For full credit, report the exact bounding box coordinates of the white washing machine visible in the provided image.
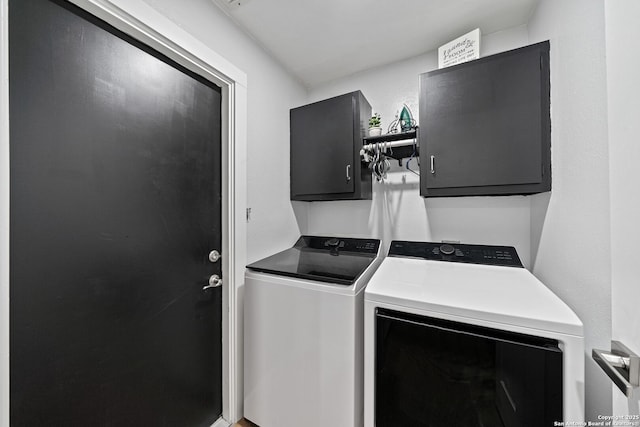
[244,236,382,427]
[364,241,584,427]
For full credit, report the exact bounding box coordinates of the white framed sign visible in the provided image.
[438,28,481,68]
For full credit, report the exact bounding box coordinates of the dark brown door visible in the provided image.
[9,0,223,425]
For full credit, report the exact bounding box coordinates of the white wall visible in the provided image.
[143,0,307,263]
[605,0,640,415]
[527,0,612,420]
[303,26,534,266]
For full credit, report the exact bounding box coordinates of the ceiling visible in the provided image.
[211,0,538,88]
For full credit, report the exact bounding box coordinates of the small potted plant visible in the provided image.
[369,113,382,137]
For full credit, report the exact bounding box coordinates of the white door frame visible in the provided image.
[0,0,247,425]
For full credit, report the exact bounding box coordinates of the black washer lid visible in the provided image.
[246,236,380,285]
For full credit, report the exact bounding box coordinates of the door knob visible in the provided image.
[209,250,221,263]
[203,274,222,290]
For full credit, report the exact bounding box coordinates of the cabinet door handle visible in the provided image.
[430,155,435,174]
[346,164,351,181]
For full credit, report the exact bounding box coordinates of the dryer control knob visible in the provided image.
[439,244,455,255]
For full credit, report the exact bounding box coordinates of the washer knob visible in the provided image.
[326,238,340,247]
[439,244,455,255]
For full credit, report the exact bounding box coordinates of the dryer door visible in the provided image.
[375,308,563,427]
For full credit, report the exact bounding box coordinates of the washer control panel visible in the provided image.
[388,241,523,267]
[297,236,380,254]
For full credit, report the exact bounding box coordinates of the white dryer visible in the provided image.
[244,236,382,427]
[364,241,584,426]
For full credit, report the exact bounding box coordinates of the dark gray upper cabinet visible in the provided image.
[290,91,372,201]
[419,41,551,197]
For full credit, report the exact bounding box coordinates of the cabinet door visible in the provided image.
[420,42,550,196]
[290,93,355,198]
